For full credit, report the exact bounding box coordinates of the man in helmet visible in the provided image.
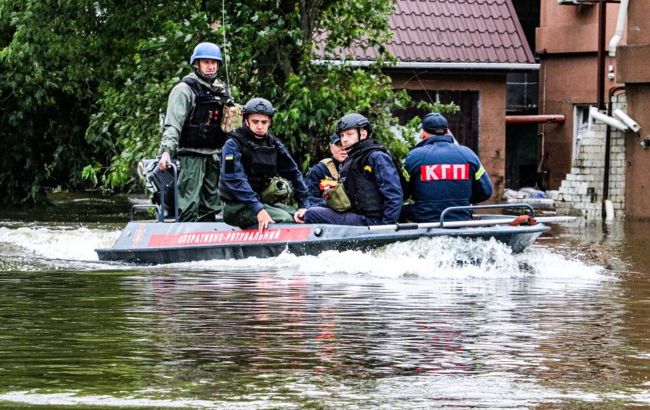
[303,113,403,226]
[219,97,312,231]
[304,132,348,207]
[402,112,492,222]
[157,42,233,222]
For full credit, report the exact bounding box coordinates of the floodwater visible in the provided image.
[0,194,649,409]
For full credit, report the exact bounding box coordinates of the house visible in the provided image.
[535,0,650,220]
[535,0,624,190]
[317,0,537,198]
[616,1,650,219]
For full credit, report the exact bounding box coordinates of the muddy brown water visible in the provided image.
[0,193,649,409]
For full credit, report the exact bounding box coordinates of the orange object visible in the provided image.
[319,179,338,191]
[509,215,538,226]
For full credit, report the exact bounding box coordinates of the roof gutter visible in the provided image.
[312,59,540,71]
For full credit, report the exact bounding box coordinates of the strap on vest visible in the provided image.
[319,158,339,180]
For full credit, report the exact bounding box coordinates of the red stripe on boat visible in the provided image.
[147,227,313,247]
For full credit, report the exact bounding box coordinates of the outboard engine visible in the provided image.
[138,158,179,215]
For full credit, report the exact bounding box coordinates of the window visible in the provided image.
[573,105,591,162]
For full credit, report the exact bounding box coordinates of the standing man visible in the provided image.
[219,97,311,231]
[304,113,403,226]
[403,112,492,222]
[158,42,232,222]
[304,133,348,207]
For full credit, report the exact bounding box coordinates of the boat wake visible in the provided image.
[0,225,608,282]
[0,226,121,270]
[162,236,608,283]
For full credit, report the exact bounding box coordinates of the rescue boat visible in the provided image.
[96,204,571,265]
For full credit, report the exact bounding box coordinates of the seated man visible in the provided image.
[304,133,348,207]
[303,113,403,226]
[219,97,311,231]
[402,112,493,222]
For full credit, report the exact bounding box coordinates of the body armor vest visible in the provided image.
[179,77,227,149]
[340,140,387,218]
[230,129,279,195]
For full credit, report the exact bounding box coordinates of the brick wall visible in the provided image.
[554,95,627,219]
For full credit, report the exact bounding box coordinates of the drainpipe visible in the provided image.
[602,85,626,219]
[608,0,630,57]
[505,115,565,124]
[597,0,607,110]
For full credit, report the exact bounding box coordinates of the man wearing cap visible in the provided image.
[304,133,348,207]
[158,42,233,222]
[402,112,493,222]
[303,113,403,226]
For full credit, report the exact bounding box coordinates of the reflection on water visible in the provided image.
[1,206,650,408]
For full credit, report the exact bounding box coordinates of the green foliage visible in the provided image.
[86,13,213,189]
[0,0,458,203]
[0,0,203,203]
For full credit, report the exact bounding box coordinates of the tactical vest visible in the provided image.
[340,140,387,218]
[230,129,279,195]
[179,77,228,149]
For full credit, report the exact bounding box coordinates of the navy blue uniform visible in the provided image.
[403,135,492,222]
[304,142,403,226]
[219,128,311,215]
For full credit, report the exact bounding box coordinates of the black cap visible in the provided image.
[330,133,341,144]
[421,112,449,134]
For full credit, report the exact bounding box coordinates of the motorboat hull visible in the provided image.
[96,219,548,264]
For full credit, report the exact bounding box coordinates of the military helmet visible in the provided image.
[243,97,275,117]
[335,113,371,135]
[190,42,223,65]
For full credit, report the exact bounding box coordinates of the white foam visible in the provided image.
[0,224,612,283]
[0,226,120,261]
[160,236,609,284]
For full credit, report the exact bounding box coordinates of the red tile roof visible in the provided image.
[320,0,535,66]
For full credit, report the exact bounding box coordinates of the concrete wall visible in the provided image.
[537,1,621,54]
[536,1,624,190]
[390,71,507,198]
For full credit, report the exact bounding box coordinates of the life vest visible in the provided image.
[179,77,228,149]
[230,128,279,195]
[340,140,387,218]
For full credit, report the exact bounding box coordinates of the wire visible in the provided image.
[222,0,230,88]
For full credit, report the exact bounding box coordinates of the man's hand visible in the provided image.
[158,152,171,171]
[257,209,275,231]
[293,208,307,224]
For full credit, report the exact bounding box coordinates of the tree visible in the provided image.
[0,0,202,203]
[1,0,456,202]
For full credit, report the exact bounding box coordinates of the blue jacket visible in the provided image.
[219,126,311,215]
[404,135,492,222]
[304,159,340,207]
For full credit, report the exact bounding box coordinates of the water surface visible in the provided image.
[0,194,648,409]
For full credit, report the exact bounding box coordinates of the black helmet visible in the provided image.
[335,113,371,135]
[243,98,275,117]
